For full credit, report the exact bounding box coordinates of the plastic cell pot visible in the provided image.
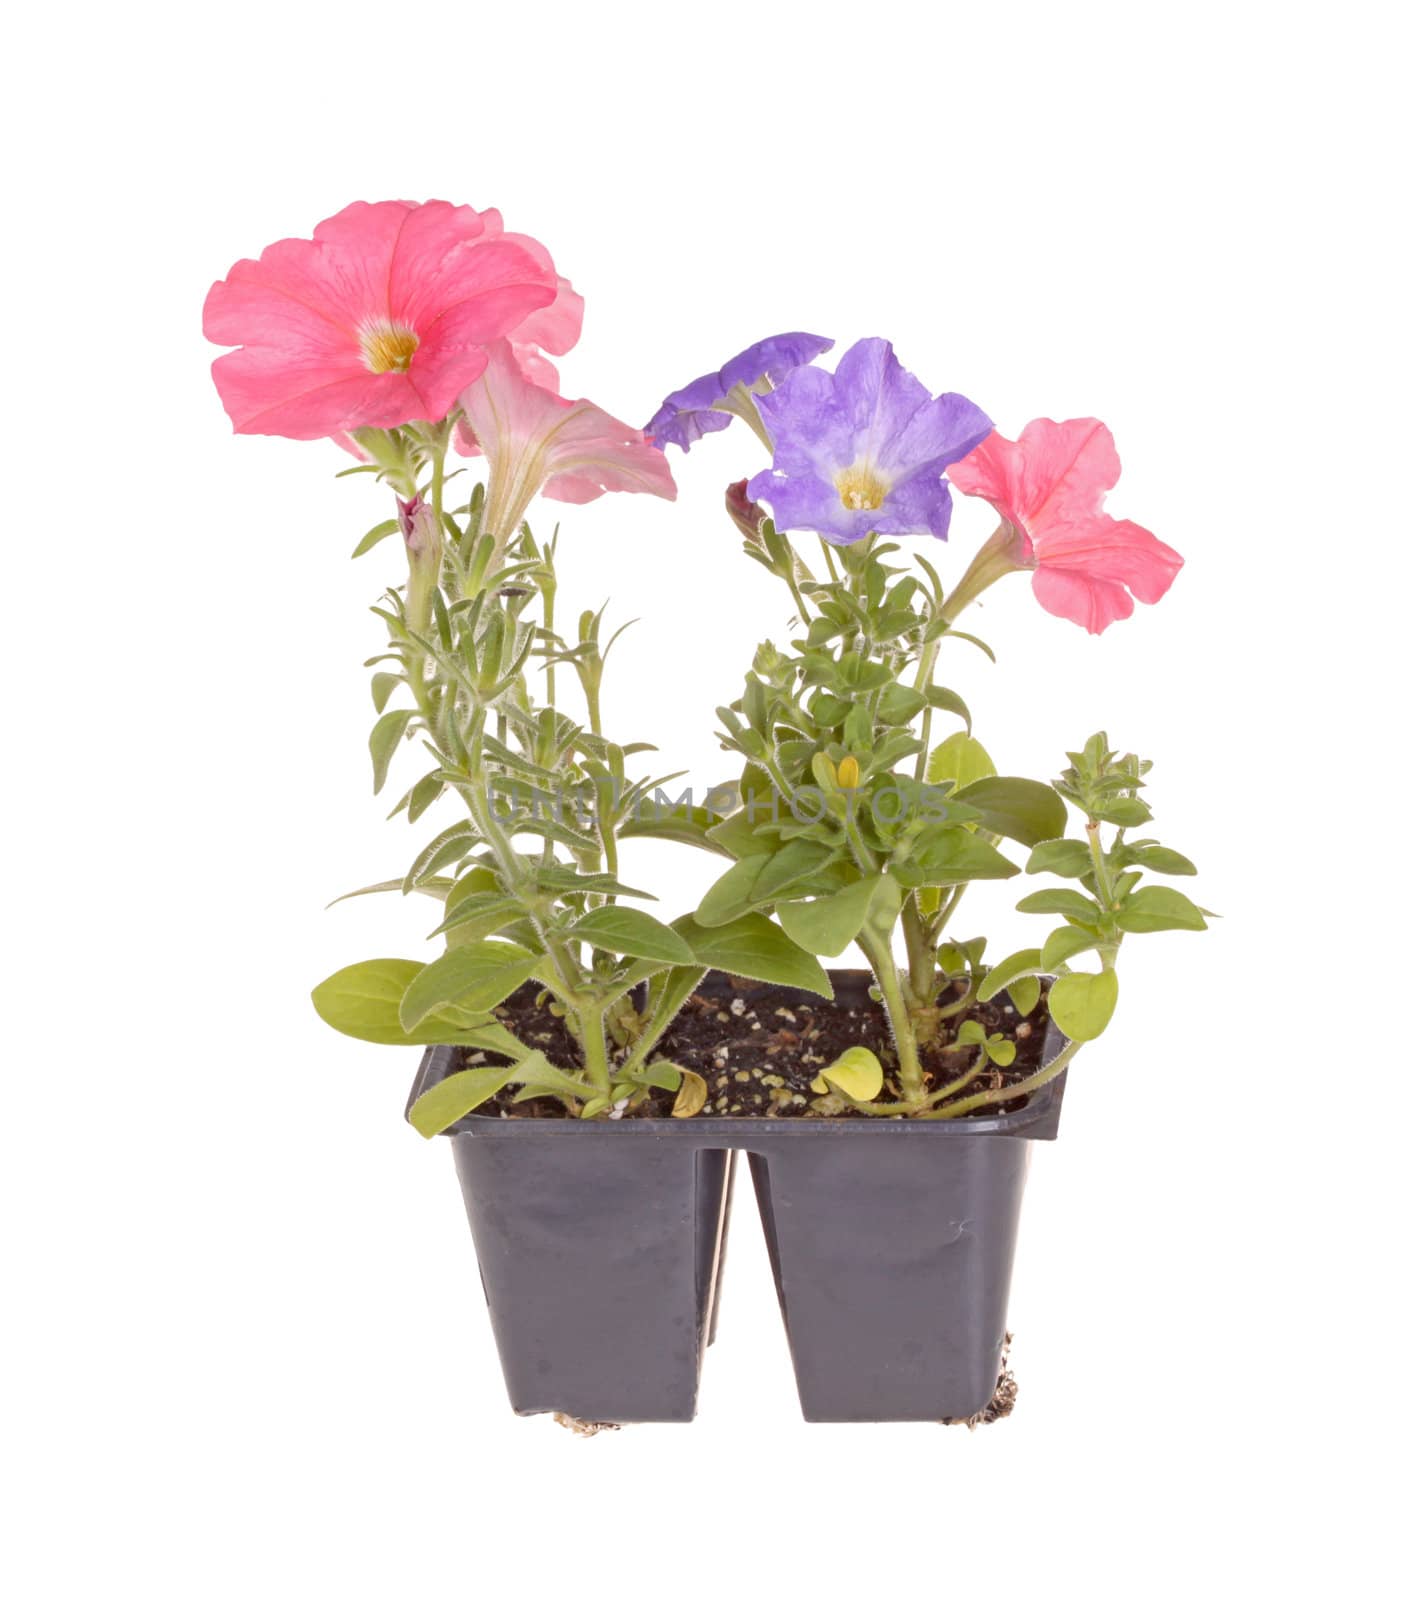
[408,1049,736,1423]
[407,970,1066,1425]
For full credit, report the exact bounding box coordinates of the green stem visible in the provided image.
[542,583,557,709]
[860,933,924,1100]
[911,632,941,783]
[901,900,938,1007]
[920,1039,1083,1119]
[578,1003,612,1098]
[939,518,1023,624]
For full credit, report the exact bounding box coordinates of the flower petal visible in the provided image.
[948,418,1180,631]
[882,389,993,481]
[1035,516,1184,604]
[645,332,834,452]
[748,467,867,545]
[460,342,675,541]
[718,331,835,391]
[204,199,559,438]
[1031,566,1135,635]
[872,470,953,541]
[830,338,932,463]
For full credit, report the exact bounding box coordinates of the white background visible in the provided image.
[4,1,1423,1594]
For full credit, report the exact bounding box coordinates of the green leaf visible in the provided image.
[925,686,972,726]
[429,892,528,943]
[408,1062,523,1137]
[1115,886,1208,933]
[369,709,415,794]
[976,947,1043,1003]
[705,805,772,860]
[753,839,836,901]
[1124,844,1198,876]
[1016,888,1102,919]
[911,829,1019,885]
[958,777,1068,847]
[928,731,996,790]
[406,771,446,824]
[810,1046,885,1101]
[986,1037,1018,1067]
[1095,796,1152,827]
[459,1020,530,1059]
[370,671,404,713]
[943,628,996,662]
[311,959,499,1046]
[404,823,479,892]
[397,941,540,1032]
[616,1061,683,1093]
[876,685,927,724]
[619,799,728,854]
[509,1054,600,1101]
[673,912,833,998]
[693,853,772,927]
[1007,975,1042,1017]
[325,877,453,909]
[351,518,399,558]
[776,875,882,959]
[1041,925,1102,967]
[570,907,695,965]
[1048,969,1118,1041]
[1027,838,1094,878]
[535,866,655,901]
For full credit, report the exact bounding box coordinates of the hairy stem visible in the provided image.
[860,932,924,1101]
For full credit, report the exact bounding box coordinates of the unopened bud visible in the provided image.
[397,495,441,563]
[725,479,767,545]
[836,756,861,789]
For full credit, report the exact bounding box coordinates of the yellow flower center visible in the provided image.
[359,320,420,374]
[834,462,890,511]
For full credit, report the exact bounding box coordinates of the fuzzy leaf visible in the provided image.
[693,854,772,928]
[408,1062,523,1137]
[570,907,695,965]
[1115,886,1208,933]
[369,710,415,794]
[977,947,1043,1003]
[397,941,539,1032]
[1027,838,1094,878]
[312,959,496,1047]
[959,777,1068,847]
[776,875,882,959]
[1041,925,1102,967]
[928,731,996,790]
[673,912,833,998]
[1048,969,1119,1041]
[1007,975,1042,1017]
[1016,888,1102,919]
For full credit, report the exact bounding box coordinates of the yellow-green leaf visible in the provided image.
[1048,969,1118,1041]
[810,1045,885,1101]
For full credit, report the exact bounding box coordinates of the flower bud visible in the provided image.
[397,494,442,627]
[397,494,440,562]
[725,479,767,545]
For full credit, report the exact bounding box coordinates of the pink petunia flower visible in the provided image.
[946,418,1183,634]
[473,207,585,391]
[203,201,560,440]
[457,342,676,552]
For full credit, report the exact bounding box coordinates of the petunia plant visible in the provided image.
[648,335,1206,1115]
[204,201,830,1133]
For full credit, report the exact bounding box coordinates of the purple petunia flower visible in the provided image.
[644,331,835,452]
[747,339,992,545]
